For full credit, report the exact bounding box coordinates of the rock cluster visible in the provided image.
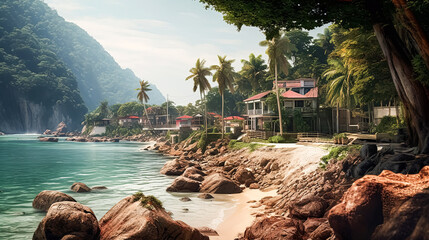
[38,137,58,142]
[32,190,76,212]
[66,136,119,142]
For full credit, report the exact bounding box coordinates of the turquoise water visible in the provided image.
[0,134,235,239]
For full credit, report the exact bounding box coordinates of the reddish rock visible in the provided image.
[183,166,205,182]
[166,176,200,192]
[92,186,108,190]
[328,166,429,240]
[32,190,76,212]
[33,201,100,240]
[371,189,429,240]
[160,159,190,176]
[42,129,52,135]
[243,216,303,240]
[309,221,333,240]
[249,183,259,189]
[289,194,328,219]
[303,218,327,234]
[99,196,208,240]
[70,182,91,192]
[197,226,219,236]
[198,193,214,199]
[234,167,255,184]
[200,173,242,194]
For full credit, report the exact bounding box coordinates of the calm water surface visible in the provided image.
[0,134,236,239]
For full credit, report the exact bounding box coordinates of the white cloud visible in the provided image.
[43,0,86,12]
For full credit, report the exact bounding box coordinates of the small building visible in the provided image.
[224,116,245,134]
[176,115,193,128]
[192,114,204,127]
[119,116,140,127]
[94,118,111,126]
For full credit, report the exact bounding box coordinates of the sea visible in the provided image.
[0,134,236,239]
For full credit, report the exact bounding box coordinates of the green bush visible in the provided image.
[105,125,143,137]
[132,191,163,210]
[320,145,362,169]
[228,140,264,152]
[376,116,404,135]
[268,135,297,143]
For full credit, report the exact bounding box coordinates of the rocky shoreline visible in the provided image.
[30,131,429,239]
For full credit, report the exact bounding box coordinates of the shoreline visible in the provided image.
[211,188,277,240]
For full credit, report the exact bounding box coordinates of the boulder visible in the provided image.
[166,176,200,192]
[309,221,333,240]
[33,201,100,240]
[32,190,76,212]
[39,137,58,142]
[180,197,192,202]
[360,144,377,159]
[289,195,328,219]
[0,131,4,135]
[183,166,205,182]
[160,159,190,176]
[92,186,108,190]
[371,189,429,240]
[329,166,429,240]
[243,216,303,240]
[197,227,219,236]
[70,182,91,193]
[198,193,214,199]
[303,218,328,234]
[99,195,208,240]
[234,167,255,184]
[249,183,260,189]
[42,129,52,135]
[52,121,68,135]
[200,173,242,194]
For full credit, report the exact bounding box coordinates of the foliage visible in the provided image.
[105,125,143,137]
[186,58,212,96]
[117,102,145,117]
[205,87,245,116]
[320,145,362,169]
[236,54,270,96]
[136,80,151,104]
[228,140,264,152]
[132,192,163,210]
[376,116,404,135]
[267,135,296,143]
[333,133,348,140]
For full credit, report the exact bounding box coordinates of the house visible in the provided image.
[94,118,111,126]
[192,114,204,127]
[118,116,140,127]
[224,116,245,134]
[244,78,318,132]
[176,115,193,128]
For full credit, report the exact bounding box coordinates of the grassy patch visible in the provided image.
[132,191,163,210]
[268,135,297,143]
[229,140,264,152]
[320,145,362,169]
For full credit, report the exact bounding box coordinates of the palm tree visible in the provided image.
[136,80,152,129]
[186,58,212,136]
[211,55,236,138]
[323,58,356,133]
[260,33,294,135]
[237,53,268,95]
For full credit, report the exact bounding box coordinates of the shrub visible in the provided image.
[376,116,404,135]
[228,140,264,152]
[268,135,297,143]
[319,145,362,169]
[132,191,163,210]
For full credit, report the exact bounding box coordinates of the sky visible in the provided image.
[44,0,327,105]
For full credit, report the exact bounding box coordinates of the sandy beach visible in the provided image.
[211,188,277,240]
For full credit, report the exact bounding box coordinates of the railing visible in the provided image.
[246,130,275,140]
[247,109,270,115]
[297,132,333,143]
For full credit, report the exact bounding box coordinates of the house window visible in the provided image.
[295,100,304,108]
[285,101,293,108]
[255,102,261,109]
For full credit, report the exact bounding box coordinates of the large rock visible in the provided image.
[371,189,429,240]
[183,166,205,182]
[329,166,429,240]
[70,182,91,192]
[160,159,190,176]
[33,201,100,240]
[233,167,255,185]
[289,194,328,219]
[166,176,200,192]
[360,144,377,159]
[38,137,58,142]
[243,216,303,240]
[32,190,76,212]
[200,173,242,194]
[99,195,208,240]
[52,121,68,135]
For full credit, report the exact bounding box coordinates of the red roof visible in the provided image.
[282,88,318,99]
[224,116,245,120]
[176,115,193,120]
[244,91,271,101]
[208,112,222,118]
[128,116,140,119]
[304,87,318,97]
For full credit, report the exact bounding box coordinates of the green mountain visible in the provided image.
[0,0,165,133]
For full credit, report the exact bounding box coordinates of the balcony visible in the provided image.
[247,109,273,116]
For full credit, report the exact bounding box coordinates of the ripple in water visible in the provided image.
[0,134,236,239]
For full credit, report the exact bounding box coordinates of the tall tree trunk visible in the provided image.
[221,92,224,139]
[202,93,208,137]
[274,62,283,135]
[143,102,152,129]
[373,22,429,153]
[336,103,339,133]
